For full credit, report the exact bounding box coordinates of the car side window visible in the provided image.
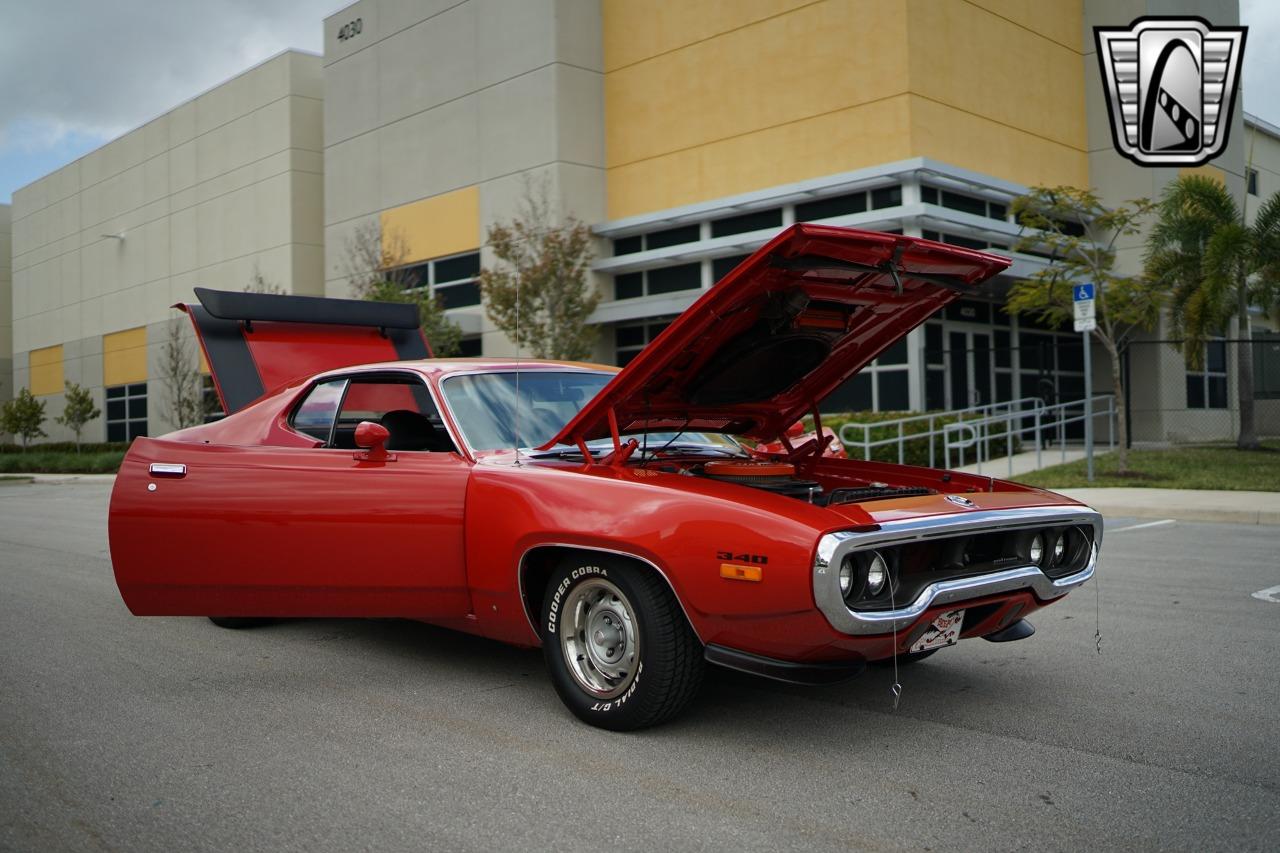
[330,374,457,453]
[291,378,347,443]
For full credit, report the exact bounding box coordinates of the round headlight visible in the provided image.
[1052,533,1066,565]
[1029,534,1044,565]
[866,552,888,595]
[838,558,854,596]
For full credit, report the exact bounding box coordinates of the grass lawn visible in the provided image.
[0,450,126,475]
[1017,441,1280,491]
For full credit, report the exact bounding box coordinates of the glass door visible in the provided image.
[946,330,993,410]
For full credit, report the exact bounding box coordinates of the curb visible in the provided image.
[18,473,119,484]
[1081,503,1279,526]
[1059,489,1280,526]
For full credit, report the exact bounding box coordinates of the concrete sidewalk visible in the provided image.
[1060,488,1280,526]
[12,473,118,485]
[953,447,1095,479]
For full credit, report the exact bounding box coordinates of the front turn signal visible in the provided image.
[720,563,763,582]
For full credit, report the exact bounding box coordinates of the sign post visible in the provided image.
[1073,283,1096,482]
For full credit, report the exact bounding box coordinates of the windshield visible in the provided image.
[581,432,747,457]
[442,371,614,451]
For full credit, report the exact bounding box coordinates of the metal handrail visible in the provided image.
[836,394,1117,477]
[837,396,1046,469]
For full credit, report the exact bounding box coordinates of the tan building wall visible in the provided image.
[602,0,1088,220]
[0,204,11,415]
[322,0,605,358]
[1245,115,1280,225]
[8,51,324,440]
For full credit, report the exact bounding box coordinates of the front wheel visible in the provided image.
[541,557,703,731]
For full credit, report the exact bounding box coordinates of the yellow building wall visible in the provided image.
[906,0,1087,188]
[603,0,1088,219]
[29,345,64,396]
[381,186,480,266]
[103,328,149,386]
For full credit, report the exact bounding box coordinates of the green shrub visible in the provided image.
[0,441,130,455]
[808,410,1023,468]
[0,450,125,474]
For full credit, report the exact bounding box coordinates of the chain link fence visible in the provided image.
[1122,337,1280,446]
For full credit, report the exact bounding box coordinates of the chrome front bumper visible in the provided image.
[813,505,1103,636]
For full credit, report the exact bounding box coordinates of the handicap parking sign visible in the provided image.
[1073,283,1095,302]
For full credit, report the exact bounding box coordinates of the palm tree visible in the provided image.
[1146,175,1280,450]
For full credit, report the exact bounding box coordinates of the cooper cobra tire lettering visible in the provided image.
[547,567,607,634]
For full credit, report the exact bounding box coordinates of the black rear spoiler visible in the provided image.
[180,288,432,415]
[194,287,422,330]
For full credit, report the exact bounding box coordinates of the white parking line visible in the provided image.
[1251,585,1280,604]
[1109,519,1177,533]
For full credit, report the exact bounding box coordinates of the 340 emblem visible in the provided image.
[716,551,768,564]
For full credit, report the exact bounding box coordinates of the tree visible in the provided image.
[1145,175,1280,450]
[340,220,463,357]
[479,184,597,360]
[1,388,48,450]
[1007,186,1162,474]
[54,381,100,451]
[245,263,284,294]
[159,319,206,430]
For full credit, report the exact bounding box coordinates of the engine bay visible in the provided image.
[683,459,936,506]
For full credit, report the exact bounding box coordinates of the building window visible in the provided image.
[922,229,1006,251]
[394,251,481,309]
[612,263,701,299]
[457,337,482,357]
[106,383,148,442]
[1256,334,1280,400]
[615,319,674,366]
[710,208,782,238]
[646,224,700,249]
[612,226,698,256]
[613,235,642,256]
[795,192,868,222]
[870,185,902,209]
[921,186,1012,222]
[1186,339,1228,409]
[821,337,911,413]
[712,254,750,282]
[431,251,480,308]
[1247,168,1259,196]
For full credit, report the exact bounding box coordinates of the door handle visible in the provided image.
[149,463,187,478]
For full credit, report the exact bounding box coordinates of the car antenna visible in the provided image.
[513,255,523,467]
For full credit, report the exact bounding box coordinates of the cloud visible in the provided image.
[1242,0,1280,125]
[0,0,335,157]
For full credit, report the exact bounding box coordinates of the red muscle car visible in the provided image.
[109,224,1101,730]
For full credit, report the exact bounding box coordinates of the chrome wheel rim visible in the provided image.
[559,578,640,699]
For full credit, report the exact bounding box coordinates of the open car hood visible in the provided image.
[179,288,430,414]
[546,224,1011,447]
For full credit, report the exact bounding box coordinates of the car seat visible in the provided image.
[379,409,443,451]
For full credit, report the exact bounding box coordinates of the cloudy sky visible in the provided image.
[2,0,1279,203]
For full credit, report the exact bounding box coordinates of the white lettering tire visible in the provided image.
[541,557,703,731]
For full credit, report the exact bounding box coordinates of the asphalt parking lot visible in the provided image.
[1,481,1277,852]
